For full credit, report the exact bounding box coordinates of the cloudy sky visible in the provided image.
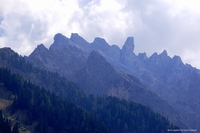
[0,0,200,68]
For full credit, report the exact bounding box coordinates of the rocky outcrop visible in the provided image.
[121,37,135,57]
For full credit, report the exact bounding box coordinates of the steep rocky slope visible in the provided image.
[0,47,182,133]
[68,33,200,130]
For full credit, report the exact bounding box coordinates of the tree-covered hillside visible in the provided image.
[0,48,181,132]
[0,67,110,133]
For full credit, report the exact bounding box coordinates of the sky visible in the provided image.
[0,0,200,68]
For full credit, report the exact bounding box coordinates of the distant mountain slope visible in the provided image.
[0,67,111,133]
[0,48,181,133]
[26,34,188,129]
[75,51,185,128]
[52,33,200,131]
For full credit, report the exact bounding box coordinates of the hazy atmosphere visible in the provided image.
[0,0,200,68]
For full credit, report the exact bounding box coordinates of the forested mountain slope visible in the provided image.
[0,47,181,133]
[0,67,110,133]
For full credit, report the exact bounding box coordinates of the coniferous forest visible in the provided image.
[0,50,181,133]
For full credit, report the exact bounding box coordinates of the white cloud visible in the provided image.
[0,0,80,55]
[0,0,200,68]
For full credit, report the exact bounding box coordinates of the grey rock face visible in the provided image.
[121,37,135,56]
[28,35,88,80]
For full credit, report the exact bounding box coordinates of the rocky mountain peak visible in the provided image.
[0,47,13,53]
[159,50,171,62]
[149,50,171,63]
[148,52,157,62]
[93,37,106,43]
[92,37,109,47]
[0,47,16,60]
[138,52,148,61]
[54,33,67,42]
[171,55,184,67]
[122,37,135,54]
[70,33,79,38]
[50,33,71,50]
[36,44,48,51]
[160,50,168,57]
[29,44,48,58]
[70,33,89,46]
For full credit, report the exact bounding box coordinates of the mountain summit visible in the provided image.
[122,37,135,54]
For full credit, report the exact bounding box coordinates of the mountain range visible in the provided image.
[0,47,180,132]
[26,33,200,130]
